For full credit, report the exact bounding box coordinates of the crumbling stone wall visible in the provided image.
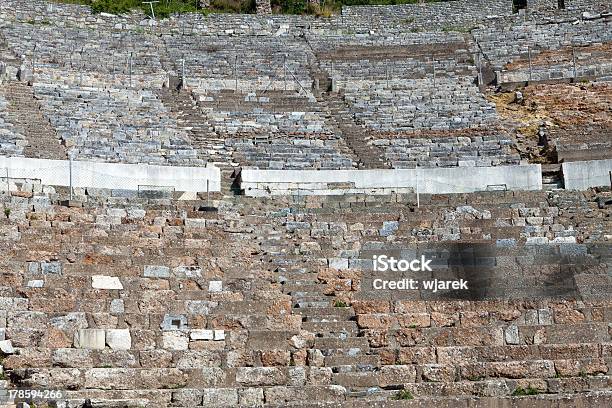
[0,186,609,406]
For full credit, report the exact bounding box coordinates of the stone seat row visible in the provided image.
[32,82,201,165]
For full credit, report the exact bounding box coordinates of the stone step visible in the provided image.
[325,354,381,369]
[315,337,370,351]
[302,321,359,335]
[1,81,66,160]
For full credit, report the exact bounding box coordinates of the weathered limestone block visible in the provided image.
[0,340,15,354]
[162,331,189,350]
[139,350,173,368]
[505,325,520,345]
[91,275,123,290]
[261,350,291,366]
[49,312,88,332]
[488,360,556,379]
[202,388,239,405]
[236,367,287,386]
[26,368,83,389]
[52,349,94,368]
[197,367,226,387]
[190,329,214,340]
[74,329,105,350]
[106,329,132,350]
[110,299,125,314]
[161,314,188,331]
[421,364,456,382]
[172,389,202,407]
[208,280,223,292]
[176,350,222,369]
[144,265,170,278]
[239,388,264,406]
[378,365,417,386]
[84,368,136,390]
[308,367,333,385]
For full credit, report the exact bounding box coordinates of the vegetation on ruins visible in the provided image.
[56,0,450,17]
[333,299,348,307]
[393,389,414,400]
[511,386,540,396]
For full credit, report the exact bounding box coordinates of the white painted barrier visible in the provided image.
[0,156,221,192]
[562,159,612,190]
[240,165,542,196]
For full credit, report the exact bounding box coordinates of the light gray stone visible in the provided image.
[236,367,286,386]
[74,329,105,350]
[106,329,131,350]
[144,265,170,278]
[190,329,214,340]
[162,331,189,350]
[91,275,123,290]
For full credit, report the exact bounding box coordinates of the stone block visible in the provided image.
[74,329,105,350]
[208,281,223,292]
[236,367,286,386]
[214,330,225,341]
[40,261,62,275]
[110,299,125,314]
[162,331,189,350]
[379,221,399,236]
[0,340,14,354]
[27,280,44,288]
[106,329,131,350]
[161,314,188,331]
[190,329,214,341]
[328,258,349,270]
[202,389,238,406]
[239,388,264,406]
[378,365,416,386]
[91,275,123,290]
[505,325,520,345]
[144,265,170,278]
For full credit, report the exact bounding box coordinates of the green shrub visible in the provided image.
[333,299,348,307]
[511,386,540,396]
[393,389,413,400]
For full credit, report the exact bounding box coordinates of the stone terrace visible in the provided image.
[0,0,609,170]
[0,185,609,406]
[474,15,612,84]
[0,94,25,157]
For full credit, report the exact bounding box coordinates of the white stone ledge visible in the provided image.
[0,156,221,193]
[240,164,543,196]
[562,159,612,190]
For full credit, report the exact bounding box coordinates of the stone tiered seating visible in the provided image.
[194,90,356,169]
[474,17,612,83]
[371,130,521,168]
[308,33,517,168]
[2,22,166,88]
[33,83,201,165]
[0,186,609,406]
[0,93,25,156]
[165,36,313,93]
[342,77,498,132]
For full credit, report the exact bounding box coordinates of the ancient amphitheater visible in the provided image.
[0,0,610,406]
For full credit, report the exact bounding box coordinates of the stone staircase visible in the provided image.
[0,31,20,76]
[157,87,232,169]
[542,164,564,191]
[306,53,389,170]
[0,187,608,407]
[1,81,66,160]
